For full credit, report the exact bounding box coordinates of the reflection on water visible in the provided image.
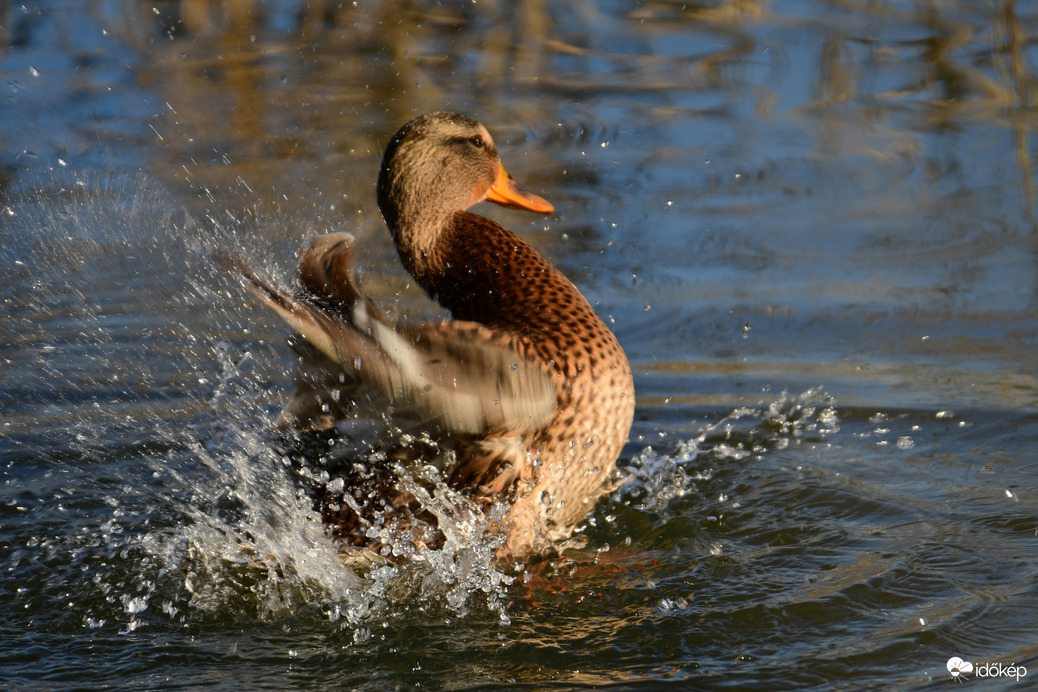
[2,0,1037,689]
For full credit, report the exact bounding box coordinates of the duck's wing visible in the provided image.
[295,232,389,327]
[396,319,557,434]
[225,234,556,437]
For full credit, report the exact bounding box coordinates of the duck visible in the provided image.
[229,112,635,563]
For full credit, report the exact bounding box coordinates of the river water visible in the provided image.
[2,1,1037,689]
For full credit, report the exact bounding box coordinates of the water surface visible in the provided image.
[2,1,1037,689]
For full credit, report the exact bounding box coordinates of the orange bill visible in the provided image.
[485,166,554,214]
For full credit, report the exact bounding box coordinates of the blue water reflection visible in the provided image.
[2,1,1037,689]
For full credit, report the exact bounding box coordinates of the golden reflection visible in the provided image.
[94,0,1036,239]
[123,1,573,216]
[995,0,1035,212]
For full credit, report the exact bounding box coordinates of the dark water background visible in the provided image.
[2,0,1037,689]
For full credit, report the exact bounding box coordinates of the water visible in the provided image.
[2,0,1037,689]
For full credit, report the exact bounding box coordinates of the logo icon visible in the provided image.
[948,657,974,681]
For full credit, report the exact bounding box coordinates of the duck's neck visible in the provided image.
[379,178,454,271]
[382,211,447,280]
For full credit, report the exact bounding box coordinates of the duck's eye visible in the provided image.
[469,135,485,149]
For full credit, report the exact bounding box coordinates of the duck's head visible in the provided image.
[377,113,553,250]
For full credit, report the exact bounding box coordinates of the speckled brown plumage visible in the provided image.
[232,112,635,562]
[413,208,635,558]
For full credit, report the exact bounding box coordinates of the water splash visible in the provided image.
[1,169,518,635]
[616,388,840,516]
[134,338,517,630]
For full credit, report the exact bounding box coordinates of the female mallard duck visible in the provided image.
[233,112,635,563]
